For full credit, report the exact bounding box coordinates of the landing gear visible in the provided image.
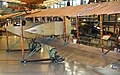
[29,39,41,52]
[21,38,65,63]
[49,48,65,63]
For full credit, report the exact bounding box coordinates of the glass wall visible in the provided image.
[49,0,119,8]
[50,0,90,8]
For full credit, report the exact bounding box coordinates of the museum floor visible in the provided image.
[0,35,120,75]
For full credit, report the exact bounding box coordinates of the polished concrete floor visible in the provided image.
[0,35,120,75]
[0,52,120,75]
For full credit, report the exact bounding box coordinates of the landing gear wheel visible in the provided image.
[54,55,65,63]
[29,41,41,52]
[21,60,27,63]
[49,48,65,63]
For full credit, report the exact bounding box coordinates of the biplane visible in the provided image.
[6,19,68,63]
[1,1,120,68]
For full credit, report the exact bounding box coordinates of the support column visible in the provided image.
[108,15,110,31]
[33,17,36,23]
[76,16,80,43]
[63,16,66,43]
[115,14,119,50]
[40,17,42,23]
[67,0,70,6]
[45,17,48,22]
[100,15,104,53]
[6,21,9,51]
[52,17,54,21]
[20,18,24,59]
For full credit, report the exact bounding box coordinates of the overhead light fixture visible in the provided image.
[3,0,22,3]
[118,17,120,21]
[20,2,27,4]
[3,2,7,5]
[16,1,21,3]
[42,0,63,6]
[2,1,9,7]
